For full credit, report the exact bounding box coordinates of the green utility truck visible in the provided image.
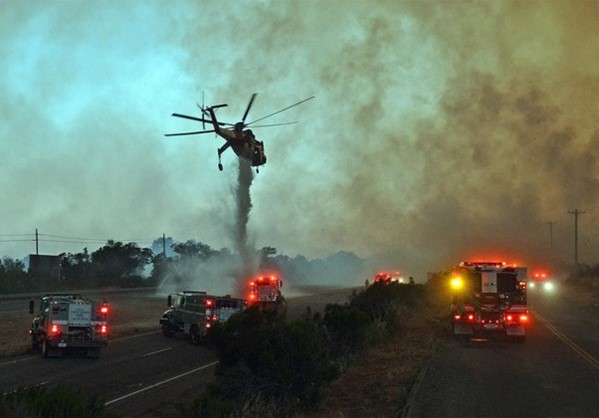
[159,291,246,345]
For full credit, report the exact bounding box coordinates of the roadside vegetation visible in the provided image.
[180,281,426,417]
[0,385,116,418]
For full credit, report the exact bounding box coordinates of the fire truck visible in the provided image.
[450,261,529,341]
[160,291,246,345]
[248,275,284,310]
[29,294,110,358]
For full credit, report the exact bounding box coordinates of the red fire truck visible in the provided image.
[450,261,529,342]
[248,275,284,310]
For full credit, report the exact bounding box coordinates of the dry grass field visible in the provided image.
[0,289,166,357]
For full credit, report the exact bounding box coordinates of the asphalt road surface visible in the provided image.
[0,287,355,417]
[405,287,599,417]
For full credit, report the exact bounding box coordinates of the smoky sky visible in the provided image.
[1,1,598,280]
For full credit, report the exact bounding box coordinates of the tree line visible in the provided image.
[0,238,367,294]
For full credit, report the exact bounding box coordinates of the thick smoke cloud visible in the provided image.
[1,1,598,283]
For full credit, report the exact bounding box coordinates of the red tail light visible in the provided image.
[51,324,60,334]
[506,313,528,323]
[467,314,475,321]
[205,298,214,307]
[100,325,108,334]
[100,305,109,315]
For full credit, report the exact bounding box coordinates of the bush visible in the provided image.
[190,283,424,416]
[0,384,115,418]
[193,307,338,416]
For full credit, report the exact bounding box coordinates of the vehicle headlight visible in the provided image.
[543,281,554,291]
[529,282,535,288]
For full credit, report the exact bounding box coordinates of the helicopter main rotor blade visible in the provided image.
[250,121,298,128]
[247,95,315,126]
[172,113,233,127]
[172,113,212,123]
[165,130,215,137]
[241,93,258,123]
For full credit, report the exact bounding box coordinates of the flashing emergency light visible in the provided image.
[450,277,464,290]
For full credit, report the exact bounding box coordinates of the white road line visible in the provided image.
[0,357,35,367]
[104,361,219,406]
[142,347,173,357]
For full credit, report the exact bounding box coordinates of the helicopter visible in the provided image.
[166,93,314,172]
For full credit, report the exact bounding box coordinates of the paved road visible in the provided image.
[0,287,355,416]
[405,287,599,417]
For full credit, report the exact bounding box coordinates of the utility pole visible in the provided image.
[567,209,585,265]
[35,228,39,255]
[162,233,166,257]
[547,221,556,251]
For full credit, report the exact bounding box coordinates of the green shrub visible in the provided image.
[0,384,115,418]
[195,307,337,416]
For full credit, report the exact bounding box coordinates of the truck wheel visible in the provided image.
[189,326,201,346]
[162,324,174,337]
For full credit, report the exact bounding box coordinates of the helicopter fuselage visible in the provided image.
[218,128,266,167]
[206,106,267,169]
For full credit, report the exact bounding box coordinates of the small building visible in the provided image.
[28,254,61,279]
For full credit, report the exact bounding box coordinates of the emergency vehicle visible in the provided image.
[248,275,284,310]
[29,294,109,358]
[372,271,405,285]
[160,291,246,345]
[450,261,529,341]
[529,270,556,293]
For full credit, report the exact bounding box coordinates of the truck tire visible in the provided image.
[190,325,201,346]
[162,324,174,337]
